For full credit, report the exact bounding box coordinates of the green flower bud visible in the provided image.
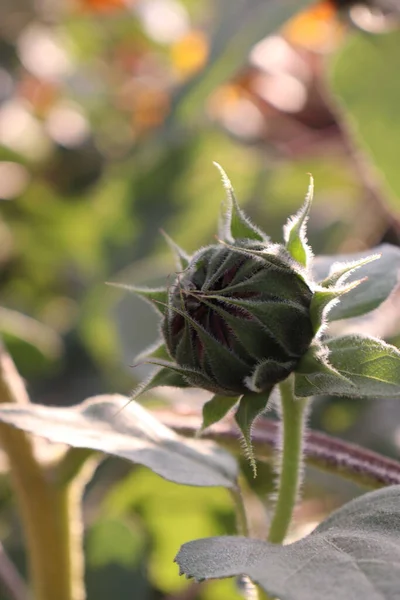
[122,165,376,471]
[162,240,314,396]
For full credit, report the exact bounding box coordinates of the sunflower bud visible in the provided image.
[162,240,314,396]
[124,165,375,471]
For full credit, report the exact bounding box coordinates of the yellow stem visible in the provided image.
[0,342,91,600]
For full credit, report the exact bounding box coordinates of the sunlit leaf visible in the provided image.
[0,395,238,488]
[295,335,400,398]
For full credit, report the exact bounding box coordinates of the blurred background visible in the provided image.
[0,0,400,598]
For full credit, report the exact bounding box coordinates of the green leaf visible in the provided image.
[0,395,238,488]
[312,244,400,320]
[214,163,266,243]
[295,335,400,398]
[176,485,400,599]
[330,29,400,209]
[107,283,168,317]
[234,391,272,476]
[200,395,239,432]
[283,175,313,269]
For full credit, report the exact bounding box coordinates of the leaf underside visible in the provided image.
[176,485,400,600]
[0,395,238,488]
[312,244,400,321]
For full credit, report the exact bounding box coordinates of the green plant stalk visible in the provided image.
[0,343,91,600]
[159,409,400,489]
[229,487,270,600]
[267,376,307,545]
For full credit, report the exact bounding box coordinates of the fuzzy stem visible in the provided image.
[229,487,270,600]
[0,342,91,600]
[158,409,400,489]
[267,377,307,545]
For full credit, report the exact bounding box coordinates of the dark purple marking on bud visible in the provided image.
[162,240,314,396]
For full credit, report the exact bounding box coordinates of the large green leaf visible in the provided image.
[330,30,400,209]
[0,395,238,488]
[295,335,400,398]
[312,244,400,320]
[176,485,400,599]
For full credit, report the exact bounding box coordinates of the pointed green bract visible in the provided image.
[136,340,171,363]
[134,365,192,399]
[310,280,364,333]
[283,175,314,269]
[141,359,219,394]
[206,294,313,358]
[295,343,354,384]
[214,162,266,243]
[319,254,380,288]
[160,229,191,271]
[219,240,304,276]
[200,395,239,433]
[235,391,272,477]
[162,302,251,391]
[108,282,168,316]
[246,359,297,393]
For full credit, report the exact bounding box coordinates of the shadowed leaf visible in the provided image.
[200,395,239,432]
[176,486,400,599]
[312,244,400,321]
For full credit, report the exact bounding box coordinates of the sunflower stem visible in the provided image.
[267,376,307,544]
